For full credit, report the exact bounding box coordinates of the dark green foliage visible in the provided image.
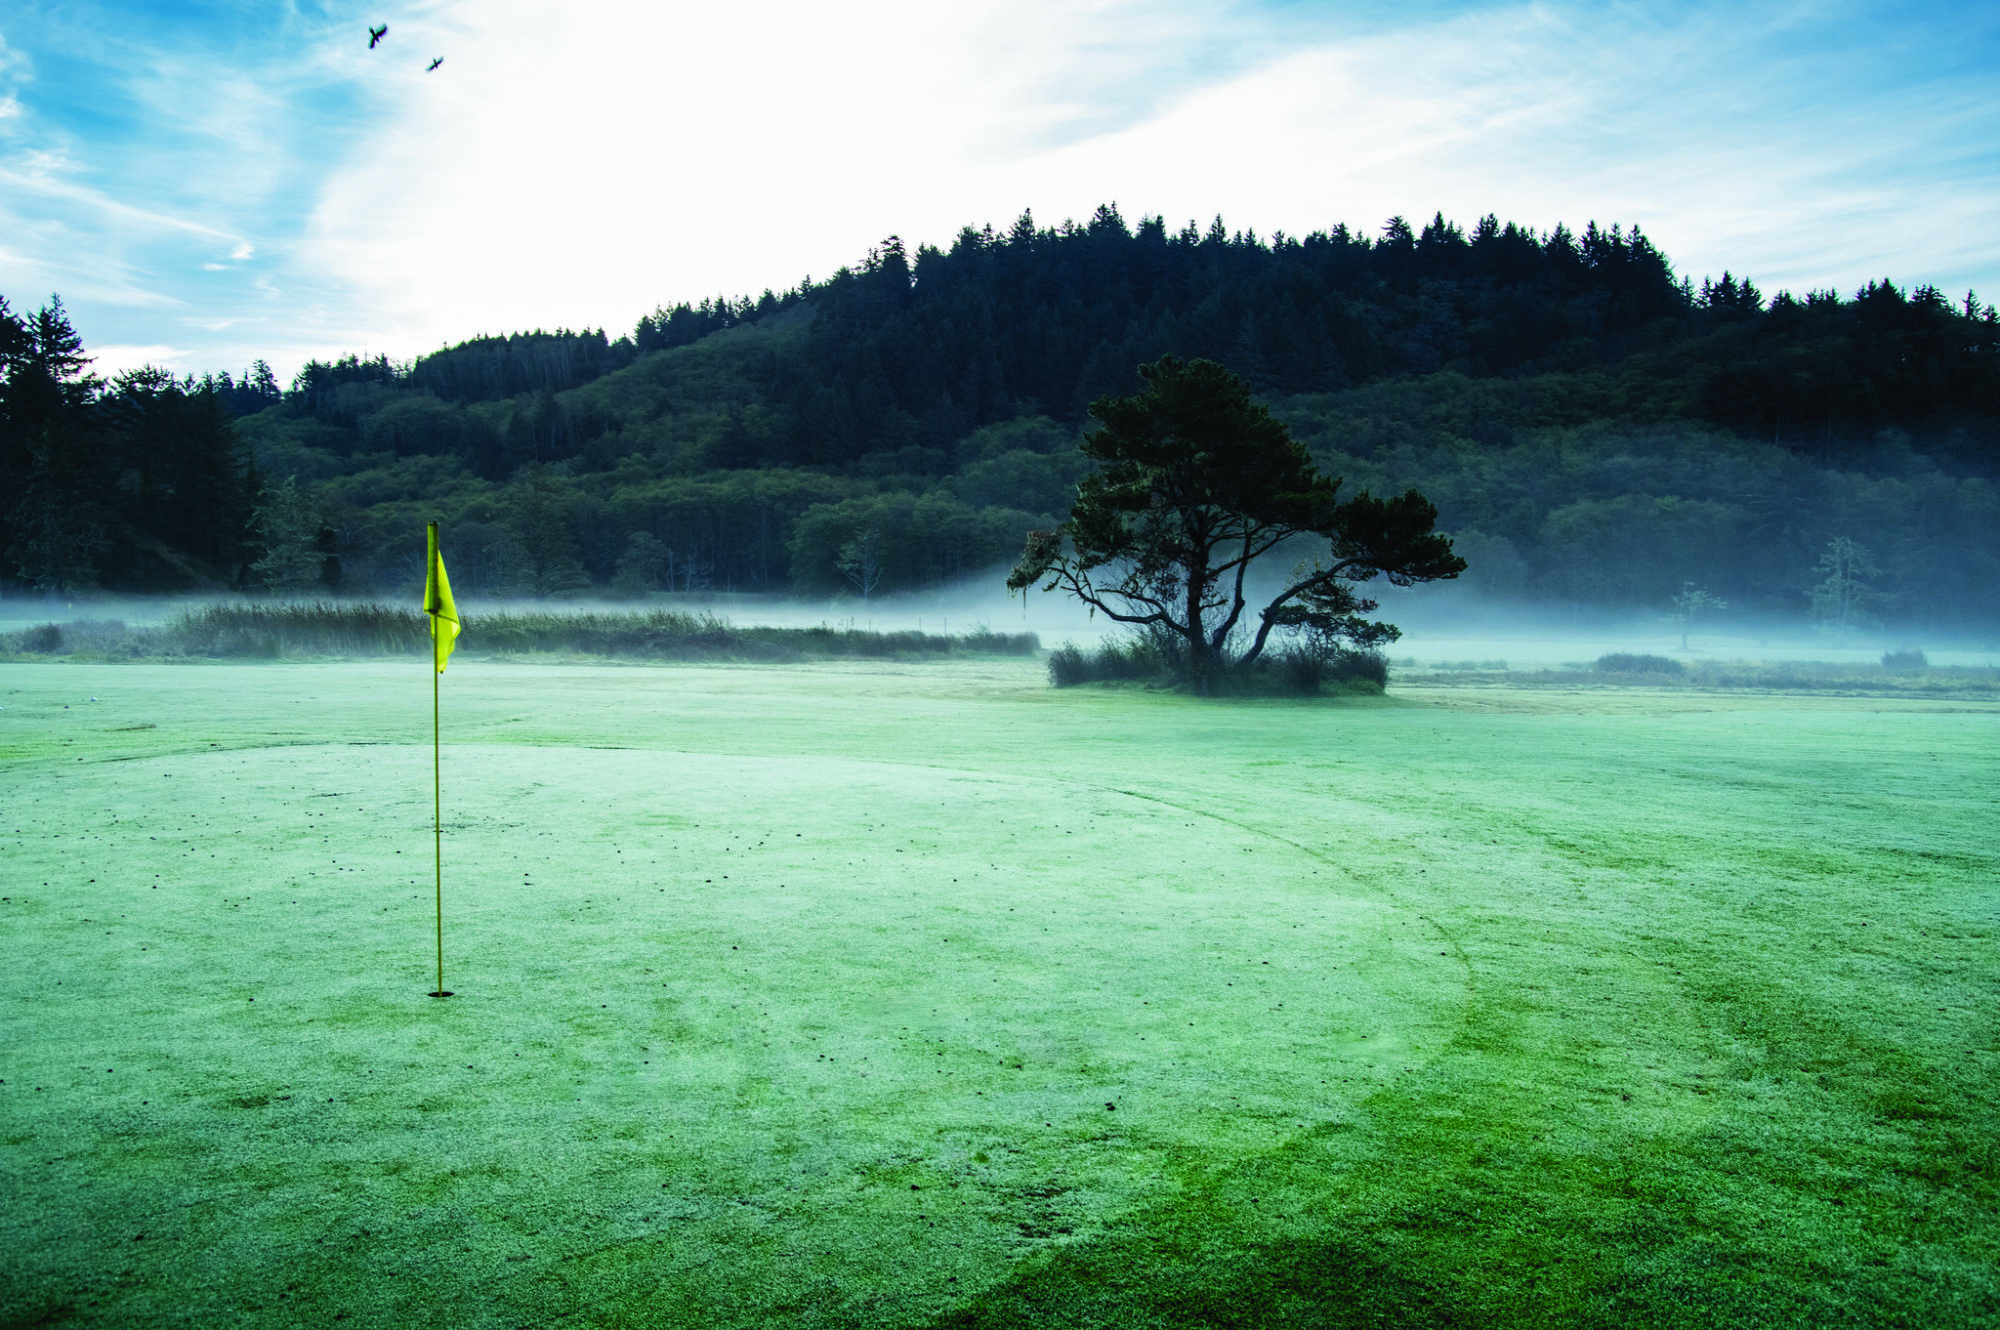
[3,296,109,590]
[0,297,258,592]
[101,369,256,576]
[248,472,330,592]
[633,292,799,355]
[8,433,109,591]
[189,360,283,417]
[789,491,1046,595]
[1594,653,1686,675]
[611,530,671,593]
[406,329,634,403]
[1702,281,2000,454]
[505,467,591,596]
[1882,649,1928,671]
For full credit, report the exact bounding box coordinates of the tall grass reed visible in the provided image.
[3,602,1040,663]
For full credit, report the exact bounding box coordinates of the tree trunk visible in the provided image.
[1185,572,1215,694]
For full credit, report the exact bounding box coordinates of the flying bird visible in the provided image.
[427,56,443,71]
[368,24,387,48]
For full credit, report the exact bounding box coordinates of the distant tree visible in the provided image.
[838,528,886,599]
[1811,536,1878,636]
[790,491,1040,595]
[1701,271,1764,314]
[612,531,670,594]
[103,368,255,573]
[314,519,342,592]
[665,544,715,594]
[1008,356,1464,692]
[203,359,283,415]
[1670,580,1726,649]
[3,297,105,591]
[246,359,281,401]
[250,475,328,594]
[505,467,590,596]
[7,438,107,591]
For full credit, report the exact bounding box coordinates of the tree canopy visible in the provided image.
[1009,357,1463,690]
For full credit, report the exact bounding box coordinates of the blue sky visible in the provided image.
[3,0,1996,381]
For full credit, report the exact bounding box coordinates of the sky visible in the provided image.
[2,0,1996,382]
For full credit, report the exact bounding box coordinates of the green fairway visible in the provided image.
[2,660,1995,1327]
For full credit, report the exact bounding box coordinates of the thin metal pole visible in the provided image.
[434,646,443,996]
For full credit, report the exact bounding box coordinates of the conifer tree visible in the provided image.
[1009,356,1463,692]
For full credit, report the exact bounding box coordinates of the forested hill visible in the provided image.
[4,206,1998,625]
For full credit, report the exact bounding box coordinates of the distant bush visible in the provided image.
[5,620,146,657]
[1272,645,1324,694]
[1050,633,1388,695]
[1332,649,1390,688]
[1881,649,1927,672]
[1594,653,1685,675]
[1046,642,1089,687]
[958,624,1039,655]
[1046,633,1172,687]
[1271,646,1388,695]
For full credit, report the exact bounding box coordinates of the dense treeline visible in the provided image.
[0,296,269,592]
[4,206,1997,627]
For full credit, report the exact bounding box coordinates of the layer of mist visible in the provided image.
[8,577,1995,669]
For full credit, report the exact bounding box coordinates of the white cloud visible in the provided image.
[0,225,184,312]
[0,159,239,243]
[0,30,28,83]
[299,0,1277,348]
[88,342,194,375]
[295,0,2000,361]
[231,242,255,261]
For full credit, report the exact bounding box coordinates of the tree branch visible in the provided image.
[1210,528,1257,651]
[1240,560,1370,664]
[1048,563,1173,628]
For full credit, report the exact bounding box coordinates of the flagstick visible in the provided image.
[433,646,445,997]
[425,519,456,999]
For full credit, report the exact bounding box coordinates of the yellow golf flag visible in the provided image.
[425,522,460,673]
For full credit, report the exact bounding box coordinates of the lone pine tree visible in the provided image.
[1009,356,1464,692]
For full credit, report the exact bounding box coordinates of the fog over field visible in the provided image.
[8,581,1996,669]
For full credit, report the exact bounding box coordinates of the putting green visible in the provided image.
[3,663,1464,1326]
